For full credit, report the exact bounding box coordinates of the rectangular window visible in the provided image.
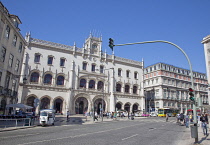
[100,65,104,73]
[13,35,17,46]
[15,60,20,72]
[83,62,87,70]
[18,42,22,53]
[9,54,14,67]
[5,25,10,39]
[91,64,95,72]
[126,70,130,78]
[5,73,10,88]
[134,72,138,79]
[118,69,121,76]
[48,56,53,65]
[0,47,6,62]
[34,53,40,63]
[60,58,65,66]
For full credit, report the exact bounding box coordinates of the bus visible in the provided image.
[158,108,179,117]
[171,108,179,117]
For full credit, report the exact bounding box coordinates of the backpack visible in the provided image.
[180,114,184,119]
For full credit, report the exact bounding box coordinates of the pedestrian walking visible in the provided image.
[179,113,184,126]
[128,112,130,119]
[200,113,209,136]
[67,111,70,121]
[94,112,98,121]
[166,113,169,122]
[185,114,189,128]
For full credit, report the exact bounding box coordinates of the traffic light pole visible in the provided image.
[113,40,198,143]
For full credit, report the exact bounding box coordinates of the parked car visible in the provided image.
[150,112,158,117]
[141,113,150,117]
[133,110,143,117]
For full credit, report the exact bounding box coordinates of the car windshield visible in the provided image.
[40,112,48,116]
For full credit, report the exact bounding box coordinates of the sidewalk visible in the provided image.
[177,125,210,145]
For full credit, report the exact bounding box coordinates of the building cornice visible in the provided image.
[201,35,210,44]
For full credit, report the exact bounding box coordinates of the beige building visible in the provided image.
[144,62,208,114]
[0,2,26,114]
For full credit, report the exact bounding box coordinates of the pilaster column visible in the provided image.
[69,61,75,113]
[110,68,115,112]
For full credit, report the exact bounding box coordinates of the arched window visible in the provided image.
[57,75,64,85]
[133,86,137,94]
[89,80,95,89]
[80,79,86,88]
[44,74,52,84]
[97,81,104,90]
[30,72,39,83]
[116,84,121,92]
[125,85,130,93]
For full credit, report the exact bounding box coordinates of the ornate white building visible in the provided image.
[18,33,145,115]
[0,2,26,115]
[144,63,208,114]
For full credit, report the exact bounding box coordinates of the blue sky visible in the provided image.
[2,0,210,74]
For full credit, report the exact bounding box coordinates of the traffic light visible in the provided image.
[189,88,195,101]
[109,38,114,51]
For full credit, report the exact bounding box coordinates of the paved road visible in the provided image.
[0,117,187,145]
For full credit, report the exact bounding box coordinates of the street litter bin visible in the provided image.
[24,116,31,126]
[190,124,198,138]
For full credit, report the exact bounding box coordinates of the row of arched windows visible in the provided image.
[116,84,138,94]
[79,78,138,94]
[30,72,65,85]
[79,79,104,90]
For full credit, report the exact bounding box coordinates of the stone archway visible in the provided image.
[75,97,88,114]
[54,98,63,114]
[132,104,138,113]
[94,98,106,115]
[40,97,50,109]
[124,103,130,112]
[115,102,122,111]
[26,96,36,108]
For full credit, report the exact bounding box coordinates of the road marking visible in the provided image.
[148,128,156,131]
[122,134,138,141]
[18,124,141,145]
[0,133,41,139]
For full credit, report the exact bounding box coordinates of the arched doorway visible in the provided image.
[54,98,63,114]
[94,98,106,114]
[75,97,88,114]
[115,103,122,111]
[0,99,6,115]
[132,104,138,113]
[26,96,36,108]
[40,97,50,109]
[124,103,130,112]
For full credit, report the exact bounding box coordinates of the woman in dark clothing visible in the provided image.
[200,114,209,136]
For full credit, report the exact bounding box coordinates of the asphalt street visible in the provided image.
[0,117,187,145]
